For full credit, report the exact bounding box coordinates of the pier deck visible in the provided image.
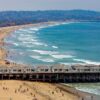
[0,64,100,82]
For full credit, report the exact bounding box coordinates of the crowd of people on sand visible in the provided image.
[0,81,82,100]
[0,82,38,100]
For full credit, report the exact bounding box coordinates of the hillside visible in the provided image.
[0,10,100,27]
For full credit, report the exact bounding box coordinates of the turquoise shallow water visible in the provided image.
[5,22,100,65]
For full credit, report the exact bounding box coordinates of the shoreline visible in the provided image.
[0,21,79,100]
[1,21,74,67]
[0,21,64,67]
[0,22,100,100]
[56,83,100,100]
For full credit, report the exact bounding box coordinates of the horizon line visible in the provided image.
[0,9,99,12]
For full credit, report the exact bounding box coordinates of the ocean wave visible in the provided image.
[29,27,40,31]
[28,39,38,42]
[20,38,38,43]
[31,42,45,46]
[28,22,73,32]
[18,34,47,47]
[17,29,36,34]
[39,58,54,62]
[59,63,72,65]
[18,37,36,42]
[30,55,54,62]
[30,55,41,59]
[13,43,19,46]
[21,41,47,48]
[19,34,32,37]
[46,22,73,28]
[61,22,74,25]
[18,29,30,32]
[32,50,58,55]
[52,46,58,49]
[73,58,100,65]
[32,50,74,60]
[76,87,99,96]
[50,54,74,59]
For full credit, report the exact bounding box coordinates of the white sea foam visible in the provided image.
[32,50,58,55]
[52,46,58,49]
[17,29,35,34]
[13,43,19,46]
[50,54,74,59]
[46,22,73,28]
[18,34,47,47]
[39,58,54,62]
[74,58,100,65]
[20,34,32,37]
[29,28,39,31]
[30,55,41,59]
[62,22,74,25]
[32,42,45,46]
[59,63,71,65]
[18,37,36,42]
[18,38,27,41]
[18,29,29,32]
[30,55,54,62]
[32,50,74,60]
[29,39,38,42]
[75,87,99,96]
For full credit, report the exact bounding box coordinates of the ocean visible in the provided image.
[5,22,100,95]
[5,22,100,65]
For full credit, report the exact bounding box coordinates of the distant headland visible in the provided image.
[0,10,100,27]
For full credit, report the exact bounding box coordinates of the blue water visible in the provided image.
[5,22,100,65]
[5,22,100,95]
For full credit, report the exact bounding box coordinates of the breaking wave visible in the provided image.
[52,46,58,49]
[32,50,58,55]
[50,54,74,59]
[73,58,100,65]
[30,55,54,62]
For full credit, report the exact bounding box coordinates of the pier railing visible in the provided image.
[0,64,100,82]
[0,64,100,74]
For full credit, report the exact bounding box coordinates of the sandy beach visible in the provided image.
[0,80,80,100]
[0,80,99,100]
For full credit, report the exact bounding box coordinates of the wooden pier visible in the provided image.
[0,64,100,83]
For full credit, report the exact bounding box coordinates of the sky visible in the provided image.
[0,0,100,11]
